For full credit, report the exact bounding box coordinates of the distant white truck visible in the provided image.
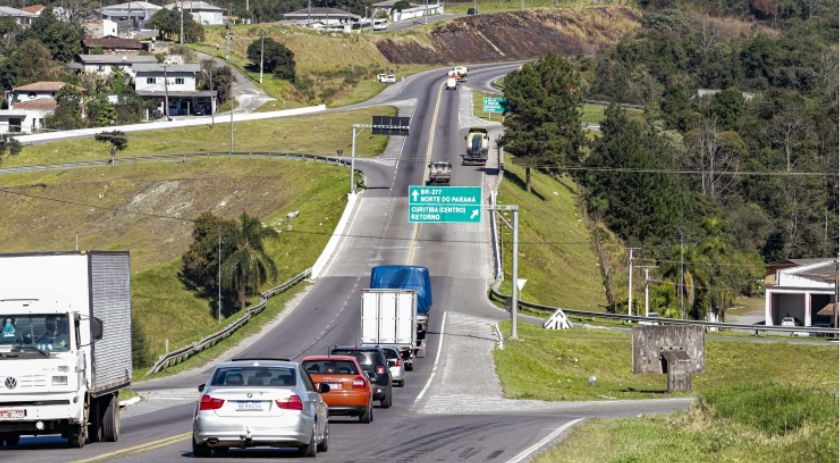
[360,289,417,351]
[445,77,458,91]
[0,251,132,448]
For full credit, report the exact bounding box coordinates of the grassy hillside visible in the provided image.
[497,164,607,310]
[444,0,598,14]
[494,321,838,401]
[4,106,395,168]
[535,382,838,462]
[0,158,347,367]
[193,25,429,108]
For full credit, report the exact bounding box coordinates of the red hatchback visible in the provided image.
[301,356,374,423]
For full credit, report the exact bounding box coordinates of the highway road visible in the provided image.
[3,63,691,463]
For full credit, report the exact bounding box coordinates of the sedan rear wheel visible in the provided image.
[192,437,211,458]
[299,431,317,458]
[317,422,329,453]
[359,401,373,423]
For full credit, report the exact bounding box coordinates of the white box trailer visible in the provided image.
[0,251,131,448]
[360,289,417,348]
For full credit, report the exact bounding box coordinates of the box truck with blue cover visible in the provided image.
[368,266,432,356]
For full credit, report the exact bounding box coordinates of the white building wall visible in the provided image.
[135,73,197,92]
[0,109,52,134]
[192,10,224,25]
[7,90,59,107]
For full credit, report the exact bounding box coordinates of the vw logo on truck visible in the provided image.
[4,377,16,390]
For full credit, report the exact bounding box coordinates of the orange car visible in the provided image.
[302,355,374,423]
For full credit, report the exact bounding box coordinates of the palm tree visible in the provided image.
[221,212,279,311]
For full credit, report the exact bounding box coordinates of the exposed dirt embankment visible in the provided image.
[377,7,640,64]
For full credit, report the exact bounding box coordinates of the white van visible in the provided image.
[377,74,397,84]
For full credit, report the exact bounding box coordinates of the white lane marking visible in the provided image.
[504,418,585,463]
[413,311,447,406]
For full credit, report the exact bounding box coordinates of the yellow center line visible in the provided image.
[68,432,192,463]
[407,79,447,265]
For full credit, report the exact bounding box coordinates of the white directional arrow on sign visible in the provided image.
[517,279,528,291]
[412,190,419,201]
[470,210,479,220]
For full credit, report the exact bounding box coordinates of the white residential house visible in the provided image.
[282,7,360,26]
[99,1,162,34]
[0,81,82,134]
[78,54,159,77]
[164,1,225,26]
[0,6,38,27]
[83,19,120,39]
[133,63,216,118]
[765,259,837,327]
[372,0,443,23]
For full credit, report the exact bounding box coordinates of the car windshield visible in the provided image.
[210,366,297,387]
[383,349,399,359]
[332,350,379,370]
[303,360,359,375]
[0,314,70,353]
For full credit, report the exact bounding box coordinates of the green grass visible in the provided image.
[444,0,598,15]
[581,103,643,126]
[139,282,307,380]
[118,388,140,402]
[494,321,838,401]
[0,158,349,368]
[5,106,395,168]
[533,383,838,463]
[497,163,607,311]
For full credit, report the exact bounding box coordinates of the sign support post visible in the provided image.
[489,203,520,340]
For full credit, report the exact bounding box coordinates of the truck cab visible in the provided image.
[0,251,131,449]
[428,161,452,185]
[463,128,489,166]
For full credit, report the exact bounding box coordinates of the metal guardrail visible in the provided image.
[146,268,312,376]
[488,289,840,336]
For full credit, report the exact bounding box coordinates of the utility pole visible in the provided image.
[679,228,685,318]
[179,0,184,48]
[162,64,170,121]
[520,0,524,11]
[640,266,657,318]
[246,0,249,12]
[259,30,264,84]
[424,0,428,25]
[307,0,311,25]
[208,66,215,127]
[229,98,234,155]
[224,26,230,60]
[627,248,639,316]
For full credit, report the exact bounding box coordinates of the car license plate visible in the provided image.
[236,401,264,411]
[0,409,25,419]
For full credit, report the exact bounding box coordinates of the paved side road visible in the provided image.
[192,50,276,113]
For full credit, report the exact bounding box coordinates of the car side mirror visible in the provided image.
[318,383,331,394]
[197,384,205,392]
[90,317,104,341]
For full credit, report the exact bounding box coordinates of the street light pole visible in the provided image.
[350,125,358,194]
[179,0,184,48]
[511,206,519,340]
[217,224,222,323]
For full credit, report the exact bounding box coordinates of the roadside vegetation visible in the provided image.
[494,321,838,401]
[497,163,607,311]
[534,383,838,462]
[499,0,838,320]
[0,158,348,368]
[3,106,395,168]
[444,0,597,14]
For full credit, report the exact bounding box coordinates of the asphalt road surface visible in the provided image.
[3,64,691,463]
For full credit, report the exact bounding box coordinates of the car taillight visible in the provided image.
[199,395,225,411]
[352,376,366,388]
[395,358,401,367]
[276,395,303,411]
[376,365,385,375]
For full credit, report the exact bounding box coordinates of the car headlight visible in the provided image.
[51,376,68,385]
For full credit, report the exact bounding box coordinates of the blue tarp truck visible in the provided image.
[368,266,432,357]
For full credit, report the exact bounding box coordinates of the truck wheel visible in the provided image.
[68,426,86,448]
[3,433,20,446]
[101,394,119,442]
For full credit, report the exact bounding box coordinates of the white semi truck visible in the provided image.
[0,251,132,448]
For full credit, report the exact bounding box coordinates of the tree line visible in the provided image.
[500,3,837,321]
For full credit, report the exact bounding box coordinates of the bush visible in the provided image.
[247,37,296,82]
[700,383,838,436]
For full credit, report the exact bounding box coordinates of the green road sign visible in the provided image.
[408,186,482,223]
[482,98,505,114]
